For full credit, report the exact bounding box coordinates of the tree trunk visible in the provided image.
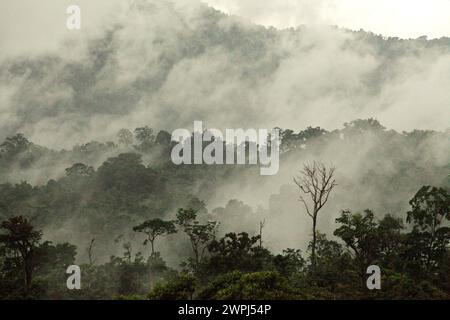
[192,243,200,265]
[24,258,33,294]
[150,239,155,257]
[311,216,317,267]
[194,249,199,264]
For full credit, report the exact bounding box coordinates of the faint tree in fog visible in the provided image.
[294,161,337,267]
[134,126,155,144]
[117,129,134,146]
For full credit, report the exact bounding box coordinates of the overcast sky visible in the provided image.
[206,0,450,38]
[1,0,450,59]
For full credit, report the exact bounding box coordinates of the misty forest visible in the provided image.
[0,1,449,300]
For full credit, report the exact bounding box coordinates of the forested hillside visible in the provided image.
[0,120,449,299]
[1,1,450,149]
[0,0,449,300]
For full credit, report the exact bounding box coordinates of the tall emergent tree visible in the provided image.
[406,186,450,272]
[176,208,218,265]
[294,161,337,266]
[0,216,42,293]
[133,219,177,257]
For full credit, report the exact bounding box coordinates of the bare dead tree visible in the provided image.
[293,161,337,266]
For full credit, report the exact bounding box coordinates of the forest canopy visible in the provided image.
[0,120,449,299]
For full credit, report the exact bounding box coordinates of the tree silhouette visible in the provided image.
[294,161,337,266]
[0,216,42,293]
[133,219,177,257]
